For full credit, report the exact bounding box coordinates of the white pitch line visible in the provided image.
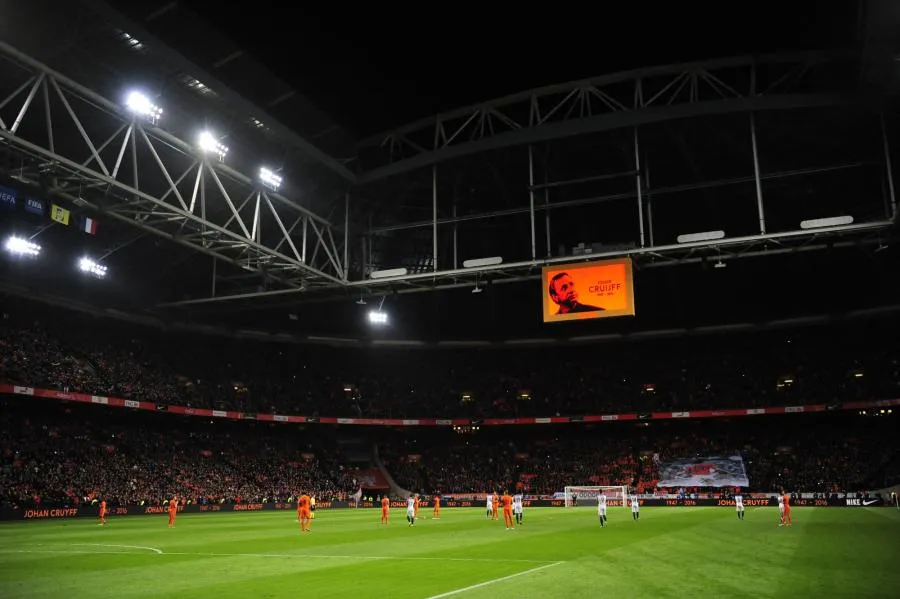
[71,543,163,554]
[424,561,564,599]
[162,552,554,564]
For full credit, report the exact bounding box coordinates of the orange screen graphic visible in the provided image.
[542,259,635,323]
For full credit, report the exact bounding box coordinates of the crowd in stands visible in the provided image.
[0,398,359,509]
[381,415,896,497]
[1,297,899,421]
[2,394,893,511]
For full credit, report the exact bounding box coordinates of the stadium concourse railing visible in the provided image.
[3,496,892,522]
[2,383,899,427]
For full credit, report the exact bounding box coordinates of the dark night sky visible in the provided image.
[178,1,863,137]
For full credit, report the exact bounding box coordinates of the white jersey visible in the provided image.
[777,495,784,512]
[486,495,493,510]
[735,494,744,509]
[406,497,415,515]
[631,497,640,512]
[513,494,523,514]
[597,494,607,515]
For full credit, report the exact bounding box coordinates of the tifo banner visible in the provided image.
[542,259,635,323]
[656,456,750,488]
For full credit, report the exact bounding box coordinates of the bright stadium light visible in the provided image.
[198,131,228,161]
[4,236,41,257]
[259,167,283,191]
[368,310,388,325]
[125,91,162,123]
[78,257,107,279]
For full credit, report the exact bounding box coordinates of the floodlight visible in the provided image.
[198,131,228,160]
[4,236,41,257]
[78,257,107,278]
[259,167,283,191]
[367,310,388,325]
[125,91,162,122]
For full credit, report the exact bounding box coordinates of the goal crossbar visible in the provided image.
[563,486,629,508]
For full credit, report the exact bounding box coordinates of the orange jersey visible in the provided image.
[433,496,440,507]
[381,497,390,510]
[299,495,310,510]
[783,494,791,508]
[414,497,419,509]
[168,499,178,512]
[99,500,107,513]
[492,494,499,506]
[502,494,512,509]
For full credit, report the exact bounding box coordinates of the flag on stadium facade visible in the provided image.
[50,204,70,225]
[80,216,98,235]
[24,197,44,216]
[0,186,15,211]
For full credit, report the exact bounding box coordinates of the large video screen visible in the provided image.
[542,258,635,323]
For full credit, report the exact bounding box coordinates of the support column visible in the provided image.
[881,112,896,220]
[750,112,766,234]
[301,216,308,264]
[645,155,655,246]
[432,164,438,271]
[452,201,458,270]
[634,128,645,247]
[343,192,350,280]
[528,145,536,261]
[211,256,217,297]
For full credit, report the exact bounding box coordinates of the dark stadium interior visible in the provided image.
[1,0,899,528]
[2,3,900,596]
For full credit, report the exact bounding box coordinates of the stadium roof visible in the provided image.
[0,0,899,340]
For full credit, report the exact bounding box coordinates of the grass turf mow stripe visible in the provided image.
[0,507,897,598]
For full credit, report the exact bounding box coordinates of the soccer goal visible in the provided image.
[563,486,629,508]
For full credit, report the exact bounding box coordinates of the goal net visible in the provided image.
[563,486,628,508]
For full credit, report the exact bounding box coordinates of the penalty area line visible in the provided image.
[424,561,564,599]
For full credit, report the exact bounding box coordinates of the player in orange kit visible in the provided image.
[167,497,178,528]
[98,499,107,526]
[492,491,499,520]
[414,494,420,519]
[381,495,390,525]
[298,492,311,532]
[433,494,441,519]
[501,491,514,530]
[782,490,792,527]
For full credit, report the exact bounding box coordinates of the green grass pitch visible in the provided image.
[1,507,898,598]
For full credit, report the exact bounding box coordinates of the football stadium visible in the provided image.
[1,1,899,597]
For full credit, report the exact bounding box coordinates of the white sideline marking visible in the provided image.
[162,552,552,564]
[71,543,163,554]
[2,547,553,565]
[424,561,563,598]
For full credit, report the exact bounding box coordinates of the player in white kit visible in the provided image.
[486,493,493,519]
[513,493,524,525]
[406,495,416,526]
[631,495,640,521]
[777,493,785,526]
[735,493,745,520]
[597,493,608,527]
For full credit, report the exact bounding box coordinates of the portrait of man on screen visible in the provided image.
[548,272,604,315]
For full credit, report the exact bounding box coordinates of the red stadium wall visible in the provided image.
[2,383,898,427]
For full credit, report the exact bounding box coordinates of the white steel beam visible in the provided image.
[357,51,857,183]
[0,39,344,286]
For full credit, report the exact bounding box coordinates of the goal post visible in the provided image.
[563,486,629,508]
